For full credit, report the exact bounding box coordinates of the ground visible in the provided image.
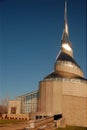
[0,119,28,130]
[0,119,87,130]
[56,126,87,130]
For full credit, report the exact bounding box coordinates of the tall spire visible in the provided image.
[64,0,68,36]
[61,0,73,57]
[62,0,69,43]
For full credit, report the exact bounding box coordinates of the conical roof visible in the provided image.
[45,1,84,79]
[60,1,73,57]
[56,52,80,68]
[56,1,81,70]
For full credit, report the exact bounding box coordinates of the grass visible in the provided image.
[0,119,26,125]
[56,126,87,130]
[0,120,87,130]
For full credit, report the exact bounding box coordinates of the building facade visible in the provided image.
[8,90,38,116]
[8,100,21,114]
[37,1,87,127]
[18,90,38,114]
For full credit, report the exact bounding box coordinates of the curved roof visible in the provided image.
[44,72,87,81]
[56,52,80,68]
[44,72,62,79]
[75,76,87,81]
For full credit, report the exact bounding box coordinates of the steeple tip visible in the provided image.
[61,0,73,57]
[62,0,69,42]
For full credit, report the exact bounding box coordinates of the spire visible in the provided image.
[64,0,68,36]
[62,0,69,43]
[61,0,73,57]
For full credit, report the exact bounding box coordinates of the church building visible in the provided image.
[37,1,87,127]
[7,1,87,127]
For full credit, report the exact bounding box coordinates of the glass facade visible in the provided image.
[17,90,38,114]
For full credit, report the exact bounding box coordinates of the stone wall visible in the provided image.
[62,79,87,97]
[7,114,29,120]
[8,100,21,114]
[62,95,87,127]
[62,80,87,127]
[39,80,62,115]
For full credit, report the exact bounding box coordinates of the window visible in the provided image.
[11,107,16,114]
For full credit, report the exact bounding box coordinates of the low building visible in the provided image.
[8,100,21,114]
[18,90,38,114]
[7,90,38,120]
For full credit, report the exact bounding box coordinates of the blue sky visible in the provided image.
[0,0,86,102]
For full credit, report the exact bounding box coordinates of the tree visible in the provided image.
[0,96,9,115]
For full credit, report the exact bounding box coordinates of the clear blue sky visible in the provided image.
[0,0,86,102]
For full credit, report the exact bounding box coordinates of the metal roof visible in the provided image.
[56,52,80,68]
